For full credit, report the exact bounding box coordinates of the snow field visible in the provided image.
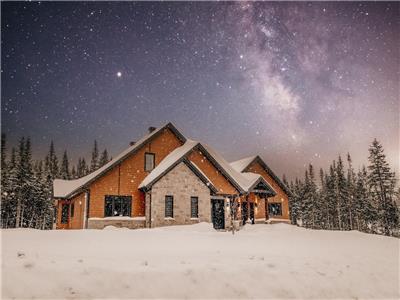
[2,223,399,299]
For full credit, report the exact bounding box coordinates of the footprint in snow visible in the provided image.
[142,260,148,266]
[23,262,34,269]
[267,263,275,268]
[17,251,25,258]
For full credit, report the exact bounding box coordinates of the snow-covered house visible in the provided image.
[53,123,291,230]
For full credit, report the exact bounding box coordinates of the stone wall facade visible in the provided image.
[148,162,211,228]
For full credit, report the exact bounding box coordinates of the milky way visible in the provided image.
[2,2,399,179]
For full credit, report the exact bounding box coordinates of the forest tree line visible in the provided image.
[1,134,110,229]
[1,134,399,236]
[284,139,400,236]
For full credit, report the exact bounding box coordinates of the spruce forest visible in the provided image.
[1,134,399,236]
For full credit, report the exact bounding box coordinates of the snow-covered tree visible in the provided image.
[60,150,70,180]
[99,149,110,167]
[367,139,398,235]
[90,140,99,172]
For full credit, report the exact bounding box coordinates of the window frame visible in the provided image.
[104,195,132,217]
[190,196,199,218]
[165,195,174,218]
[268,202,282,216]
[144,152,155,172]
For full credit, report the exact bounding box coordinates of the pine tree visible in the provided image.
[346,153,356,230]
[335,156,349,230]
[326,163,338,229]
[308,164,318,228]
[99,149,109,167]
[45,141,59,180]
[318,168,329,229]
[1,134,9,228]
[71,165,77,179]
[60,150,70,179]
[3,148,18,228]
[367,139,397,235]
[77,157,88,178]
[90,140,99,172]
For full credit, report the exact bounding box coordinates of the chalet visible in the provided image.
[53,123,291,230]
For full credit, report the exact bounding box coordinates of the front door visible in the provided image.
[212,199,225,230]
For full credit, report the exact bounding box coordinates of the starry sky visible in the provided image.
[2,1,399,180]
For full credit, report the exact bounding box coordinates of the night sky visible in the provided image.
[2,2,399,180]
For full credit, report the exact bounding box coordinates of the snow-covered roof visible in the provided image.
[139,140,202,189]
[54,122,284,199]
[230,155,292,196]
[200,144,252,193]
[230,156,257,173]
[53,123,186,198]
[241,172,276,195]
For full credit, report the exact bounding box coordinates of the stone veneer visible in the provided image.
[146,162,211,228]
[88,217,145,229]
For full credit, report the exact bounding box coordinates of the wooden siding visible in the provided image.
[188,149,239,195]
[88,128,183,218]
[245,161,290,220]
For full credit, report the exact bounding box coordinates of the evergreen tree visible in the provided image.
[60,150,70,179]
[326,164,338,229]
[335,156,349,230]
[1,134,9,228]
[367,139,397,235]
[77,157,88,178]
[318,168,329,229]
[346,153,356,230]
[90,140,99,172]
[44,141,59,180]
[99,149,109,167]
[71,165,77,179]
[2,148,18,228]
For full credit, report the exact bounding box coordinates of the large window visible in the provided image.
[268,203,282,216]
[105,196,132,217]
[70,203,75,218]
[145,152,155,171]
[61,204,69,224]
[165,195,174,218]
[191,197,199,218]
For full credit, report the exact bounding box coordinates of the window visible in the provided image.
[145,153,155,171]
[61,204,69,224]
[70,203,75,218]
[191,197,199,218]
[268,203,282,216]
[165,195,173,218]
[104,196,132,217]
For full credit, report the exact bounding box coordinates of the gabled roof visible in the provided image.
[139,140,218,191]
[241,172,276,196]
[230,155,292,196]
[53,122,186,199]
[230,156,257,173]
[140,140,248,194]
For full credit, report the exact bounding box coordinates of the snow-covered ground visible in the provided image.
[2,223,399,299]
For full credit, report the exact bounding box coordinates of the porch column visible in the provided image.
[246,194,251,224]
